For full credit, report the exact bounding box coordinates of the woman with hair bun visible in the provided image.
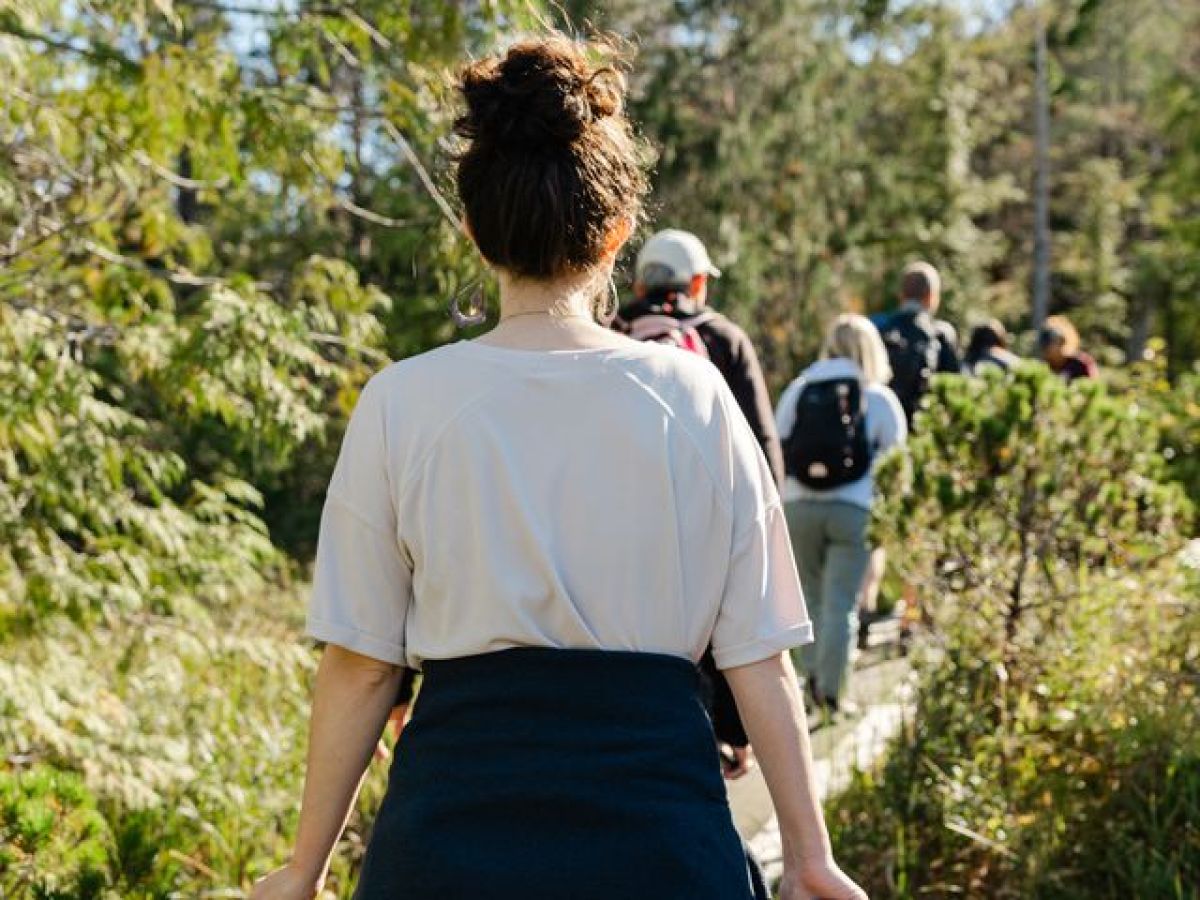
[252,34,864,900]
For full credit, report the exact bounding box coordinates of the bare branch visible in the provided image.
[132,151,231,190]
[82,241,274,291]
[0,17,139,74]
[335,196,408,229]
[308,331,388,362]
[380,120,463,232]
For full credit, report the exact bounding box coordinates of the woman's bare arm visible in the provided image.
[252,644,401,899]
[724,652,866,900]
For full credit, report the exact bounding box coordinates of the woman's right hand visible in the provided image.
[249,861,323,900]
[779,856,867,900]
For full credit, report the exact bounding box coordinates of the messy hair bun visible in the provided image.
[454,34,649,279]
[457,37,623,148]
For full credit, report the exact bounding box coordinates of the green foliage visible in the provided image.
[873,365,1189,669]
[1107,341,1200,531]
[0,592,394,897]
[0,304,278,621]
[564,0,1020,386]
[563,1,1200,388]
[0,766,114,899]
[829,566,1200,898]
[828,368,1199,897]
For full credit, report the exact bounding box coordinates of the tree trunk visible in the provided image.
[1032,4,1052,332]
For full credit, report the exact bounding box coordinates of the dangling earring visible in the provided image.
[597,274,620,325]
[449,281,488,329]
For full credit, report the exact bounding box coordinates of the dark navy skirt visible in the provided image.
[353,647,755,899]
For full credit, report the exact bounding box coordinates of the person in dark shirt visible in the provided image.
[1039,315,1098,383]
[873,262,962,648]
[618,229,781,763]
[876,261,962,425]
[965,319,1022,376]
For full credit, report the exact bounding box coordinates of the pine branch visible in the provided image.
[0,13,139,75]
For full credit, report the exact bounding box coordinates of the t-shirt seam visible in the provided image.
[712,622,815,668]
[393,380,508,502]
[713,621,812,655]
[732,499,783,548]
[616,367,734,519]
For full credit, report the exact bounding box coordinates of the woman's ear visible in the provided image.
[603,217,634,259]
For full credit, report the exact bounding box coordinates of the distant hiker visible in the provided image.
[1039,315,1098,382]
[877,261,961,424]
[621,228,785,487]
[776,314,907,715]
[253,34,864,900]
[964,319,1022,376]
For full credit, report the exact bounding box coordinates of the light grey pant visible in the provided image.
[784,499,871,704]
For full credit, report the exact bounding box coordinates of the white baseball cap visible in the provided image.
[635,229,721,287]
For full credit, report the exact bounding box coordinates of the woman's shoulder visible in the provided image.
[369,341,470,389]
[352,343,489,441]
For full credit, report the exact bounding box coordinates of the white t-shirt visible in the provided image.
[307,339,812,671]
[775,357,907,510]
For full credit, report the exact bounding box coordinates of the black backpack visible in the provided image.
[880,309,940,423]
[783,377,872,490]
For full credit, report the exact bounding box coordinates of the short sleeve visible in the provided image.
[711,390,813,669]
[870,385,909,458]
[307,377,412,665]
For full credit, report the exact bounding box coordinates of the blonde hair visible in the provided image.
[822,313,893,385]
[1042,315,1080,355]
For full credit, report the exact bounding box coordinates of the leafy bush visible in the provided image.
[830,565,1199,898]
[0,304,280,622]
[827,367,1199,898]
[1107,341,1200,533]
[0,766,113,899]
[0,591,391,898]
[873,364,1189,675]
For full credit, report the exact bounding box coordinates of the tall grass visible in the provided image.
[0,587,390,898]
[829,563,1199,898]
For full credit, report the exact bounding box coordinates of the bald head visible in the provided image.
[901,261,941,313]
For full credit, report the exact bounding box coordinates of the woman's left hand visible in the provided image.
[720,743,755,780]
[249,862,323,900]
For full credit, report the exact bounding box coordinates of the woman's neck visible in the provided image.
[474,269,631,351]
[498,270,597,319]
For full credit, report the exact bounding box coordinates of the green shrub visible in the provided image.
[873,364,1189,678]
[1107,341,1200,533]
[830,565,1199,898]
[828,367,1199,898]
[0,766,114,899]
[0,587,395,897]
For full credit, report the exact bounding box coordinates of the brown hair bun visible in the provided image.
[454,34,649,280]
[457,37,623,148]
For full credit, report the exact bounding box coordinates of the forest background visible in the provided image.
[1,0,1197,897]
